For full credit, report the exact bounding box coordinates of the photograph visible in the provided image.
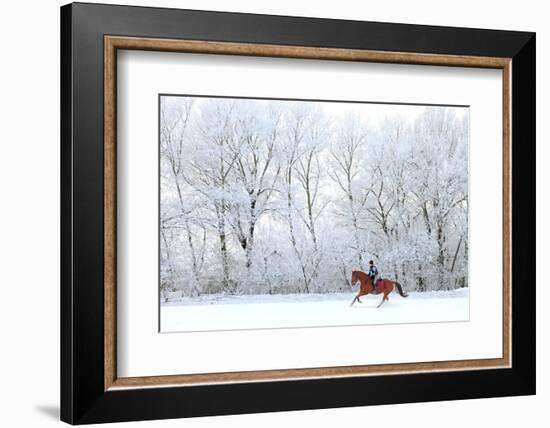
[159,95,470,332]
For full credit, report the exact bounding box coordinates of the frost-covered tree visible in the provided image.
[225,102,282,272]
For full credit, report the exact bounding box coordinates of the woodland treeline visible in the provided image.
[160,97,468,298]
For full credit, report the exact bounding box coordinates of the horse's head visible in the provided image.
[351,270,358,286]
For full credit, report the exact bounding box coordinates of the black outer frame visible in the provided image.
[60,2,535,424]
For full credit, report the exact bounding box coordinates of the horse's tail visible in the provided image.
[394,282,409,297]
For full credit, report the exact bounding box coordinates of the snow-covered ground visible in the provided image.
[160,288,469,332]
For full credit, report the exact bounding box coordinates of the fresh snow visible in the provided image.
[160,288,469,332]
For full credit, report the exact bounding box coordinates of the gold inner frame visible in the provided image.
[104,35,512,391]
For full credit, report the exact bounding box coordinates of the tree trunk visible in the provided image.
[160,229,176,295]
[436,223,446,290]
[286,175,310,293]
[173,178,201,296]
[450,236,463,273]
[216,205,231,292]
[246,197,257,269]
[347,192,363,269]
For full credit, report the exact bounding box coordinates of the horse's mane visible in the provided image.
[352,270,370,280]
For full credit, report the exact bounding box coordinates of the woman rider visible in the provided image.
[368,260,379,288]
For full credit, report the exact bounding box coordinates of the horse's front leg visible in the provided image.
[350,295,358,307]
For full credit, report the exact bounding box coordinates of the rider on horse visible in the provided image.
[368,260,380,289]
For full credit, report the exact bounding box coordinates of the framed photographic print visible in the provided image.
[60,2,535,424]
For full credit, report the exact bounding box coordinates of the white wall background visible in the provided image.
[0,0,545,427]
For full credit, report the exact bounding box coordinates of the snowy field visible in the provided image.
[160,288,469,332]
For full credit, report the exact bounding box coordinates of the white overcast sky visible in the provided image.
[165,95,468,128]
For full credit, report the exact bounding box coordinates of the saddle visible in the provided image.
[373,278,384,294]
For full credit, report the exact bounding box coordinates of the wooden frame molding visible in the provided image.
[104,35,512,391]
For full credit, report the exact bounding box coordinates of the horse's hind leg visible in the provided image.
[377,284,394,308]
[377,293,389,308]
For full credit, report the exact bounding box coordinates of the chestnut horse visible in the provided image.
[350,270,408,308]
